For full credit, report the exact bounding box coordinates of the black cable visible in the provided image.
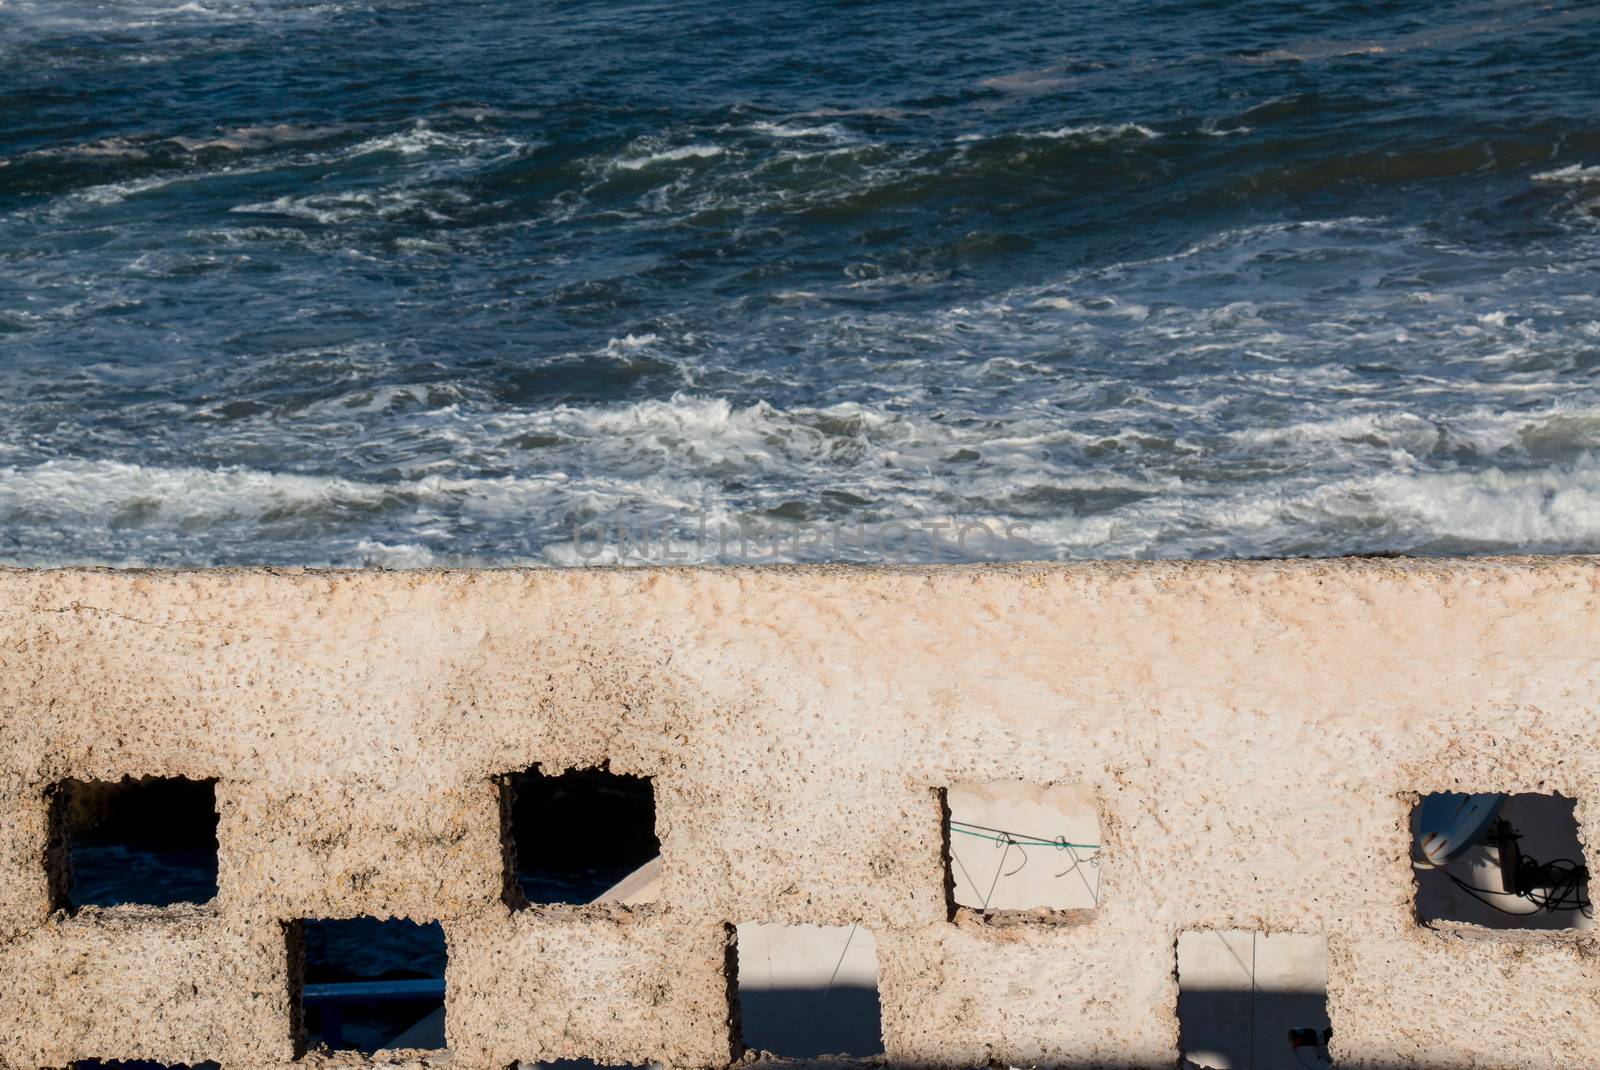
[1440,833,1591,919]
[1446,873,1547,917]
[1518,853,1591,916]
[1448,874,1588,911]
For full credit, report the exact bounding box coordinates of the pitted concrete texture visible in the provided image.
[660,771,946,928]
[0,783,53,943]
[0,559,1599,1069]
[877,915,1178,1067]
[1328,926,1600,1068]
[217,779,505,922]
[447,905,735,1068]
[0,905,292,1068]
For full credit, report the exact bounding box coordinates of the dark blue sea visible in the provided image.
[3,0,1598,566]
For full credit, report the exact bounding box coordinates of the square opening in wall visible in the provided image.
[299,917,447,1054]
[944,780,1100,913]
[1412,792,1591,930]
[734,923,883,1059]
[1177,930,1331,1070]
[504,765,659,905]
[50,776,219,908]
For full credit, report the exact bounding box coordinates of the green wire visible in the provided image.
[950,825,1099,851]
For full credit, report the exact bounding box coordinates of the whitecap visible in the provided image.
[42,159,279,215]
[0,459,398,524]
[1037,122,1159,141]
[959,122,1159,145]
[748,121,846,140]
[614,144,725,170]
[230,188,470,224]
[596,333,661,358]
[0,458,569,532]
[352,539,439,567]
[1316,456,1600,548]
[1532,164,1600,185]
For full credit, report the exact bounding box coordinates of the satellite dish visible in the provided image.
[1416,792,1506,866]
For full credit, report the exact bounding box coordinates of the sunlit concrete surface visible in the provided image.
[3,559,1600,1069]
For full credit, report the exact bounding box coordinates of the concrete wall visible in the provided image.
[0,559,1598,1070]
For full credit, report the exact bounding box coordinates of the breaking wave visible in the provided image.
[4,0,1600,565]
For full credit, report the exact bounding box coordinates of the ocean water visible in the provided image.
[2,0,1598,566]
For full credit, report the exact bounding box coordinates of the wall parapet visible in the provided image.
[1,559,1598,1069]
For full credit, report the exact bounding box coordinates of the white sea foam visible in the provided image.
[341,127,481,157]
[230,188,470,224]
[8,153,1600,566]
[0,459,391,523]
[351,539,442,567]
[1532,164,1600,185]
[0,458,563,535]
[11,381,1600,565]
[1317,457,1600,547]
[1037,122,1159,140]
[614,144,725,170]
[35,157,283,216]
[599,333,660,355]
[130,122,528,166]
[795,106,910,120]
[748,121,847,140]
[957,122,1159,145]
[22,122,529,223]
[1000,455,1600,561]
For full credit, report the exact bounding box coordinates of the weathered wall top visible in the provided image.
[2,559,1598,1069]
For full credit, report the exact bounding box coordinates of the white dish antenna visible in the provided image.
[1416,791,1505,866]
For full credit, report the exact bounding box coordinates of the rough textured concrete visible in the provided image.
[877,915,1178,1068]
[448,905,735,1068]
[216,779,505,922]
[0,559,1597,1069]
[0,906,292,1067]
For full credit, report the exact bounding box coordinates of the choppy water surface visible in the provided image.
[3,0,1598,565]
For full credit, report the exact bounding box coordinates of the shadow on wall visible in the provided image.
[727,1063,1557,1069]
[738,985,884,1059]
[734,921,884,1059]
[1175,929,1330,1070]
[1178,988,1332,1070]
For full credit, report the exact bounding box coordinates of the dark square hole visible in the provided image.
[299,917,446,1054]
[503,766,659,905]
[1413,792,1590,929]
[50,776,219,908]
